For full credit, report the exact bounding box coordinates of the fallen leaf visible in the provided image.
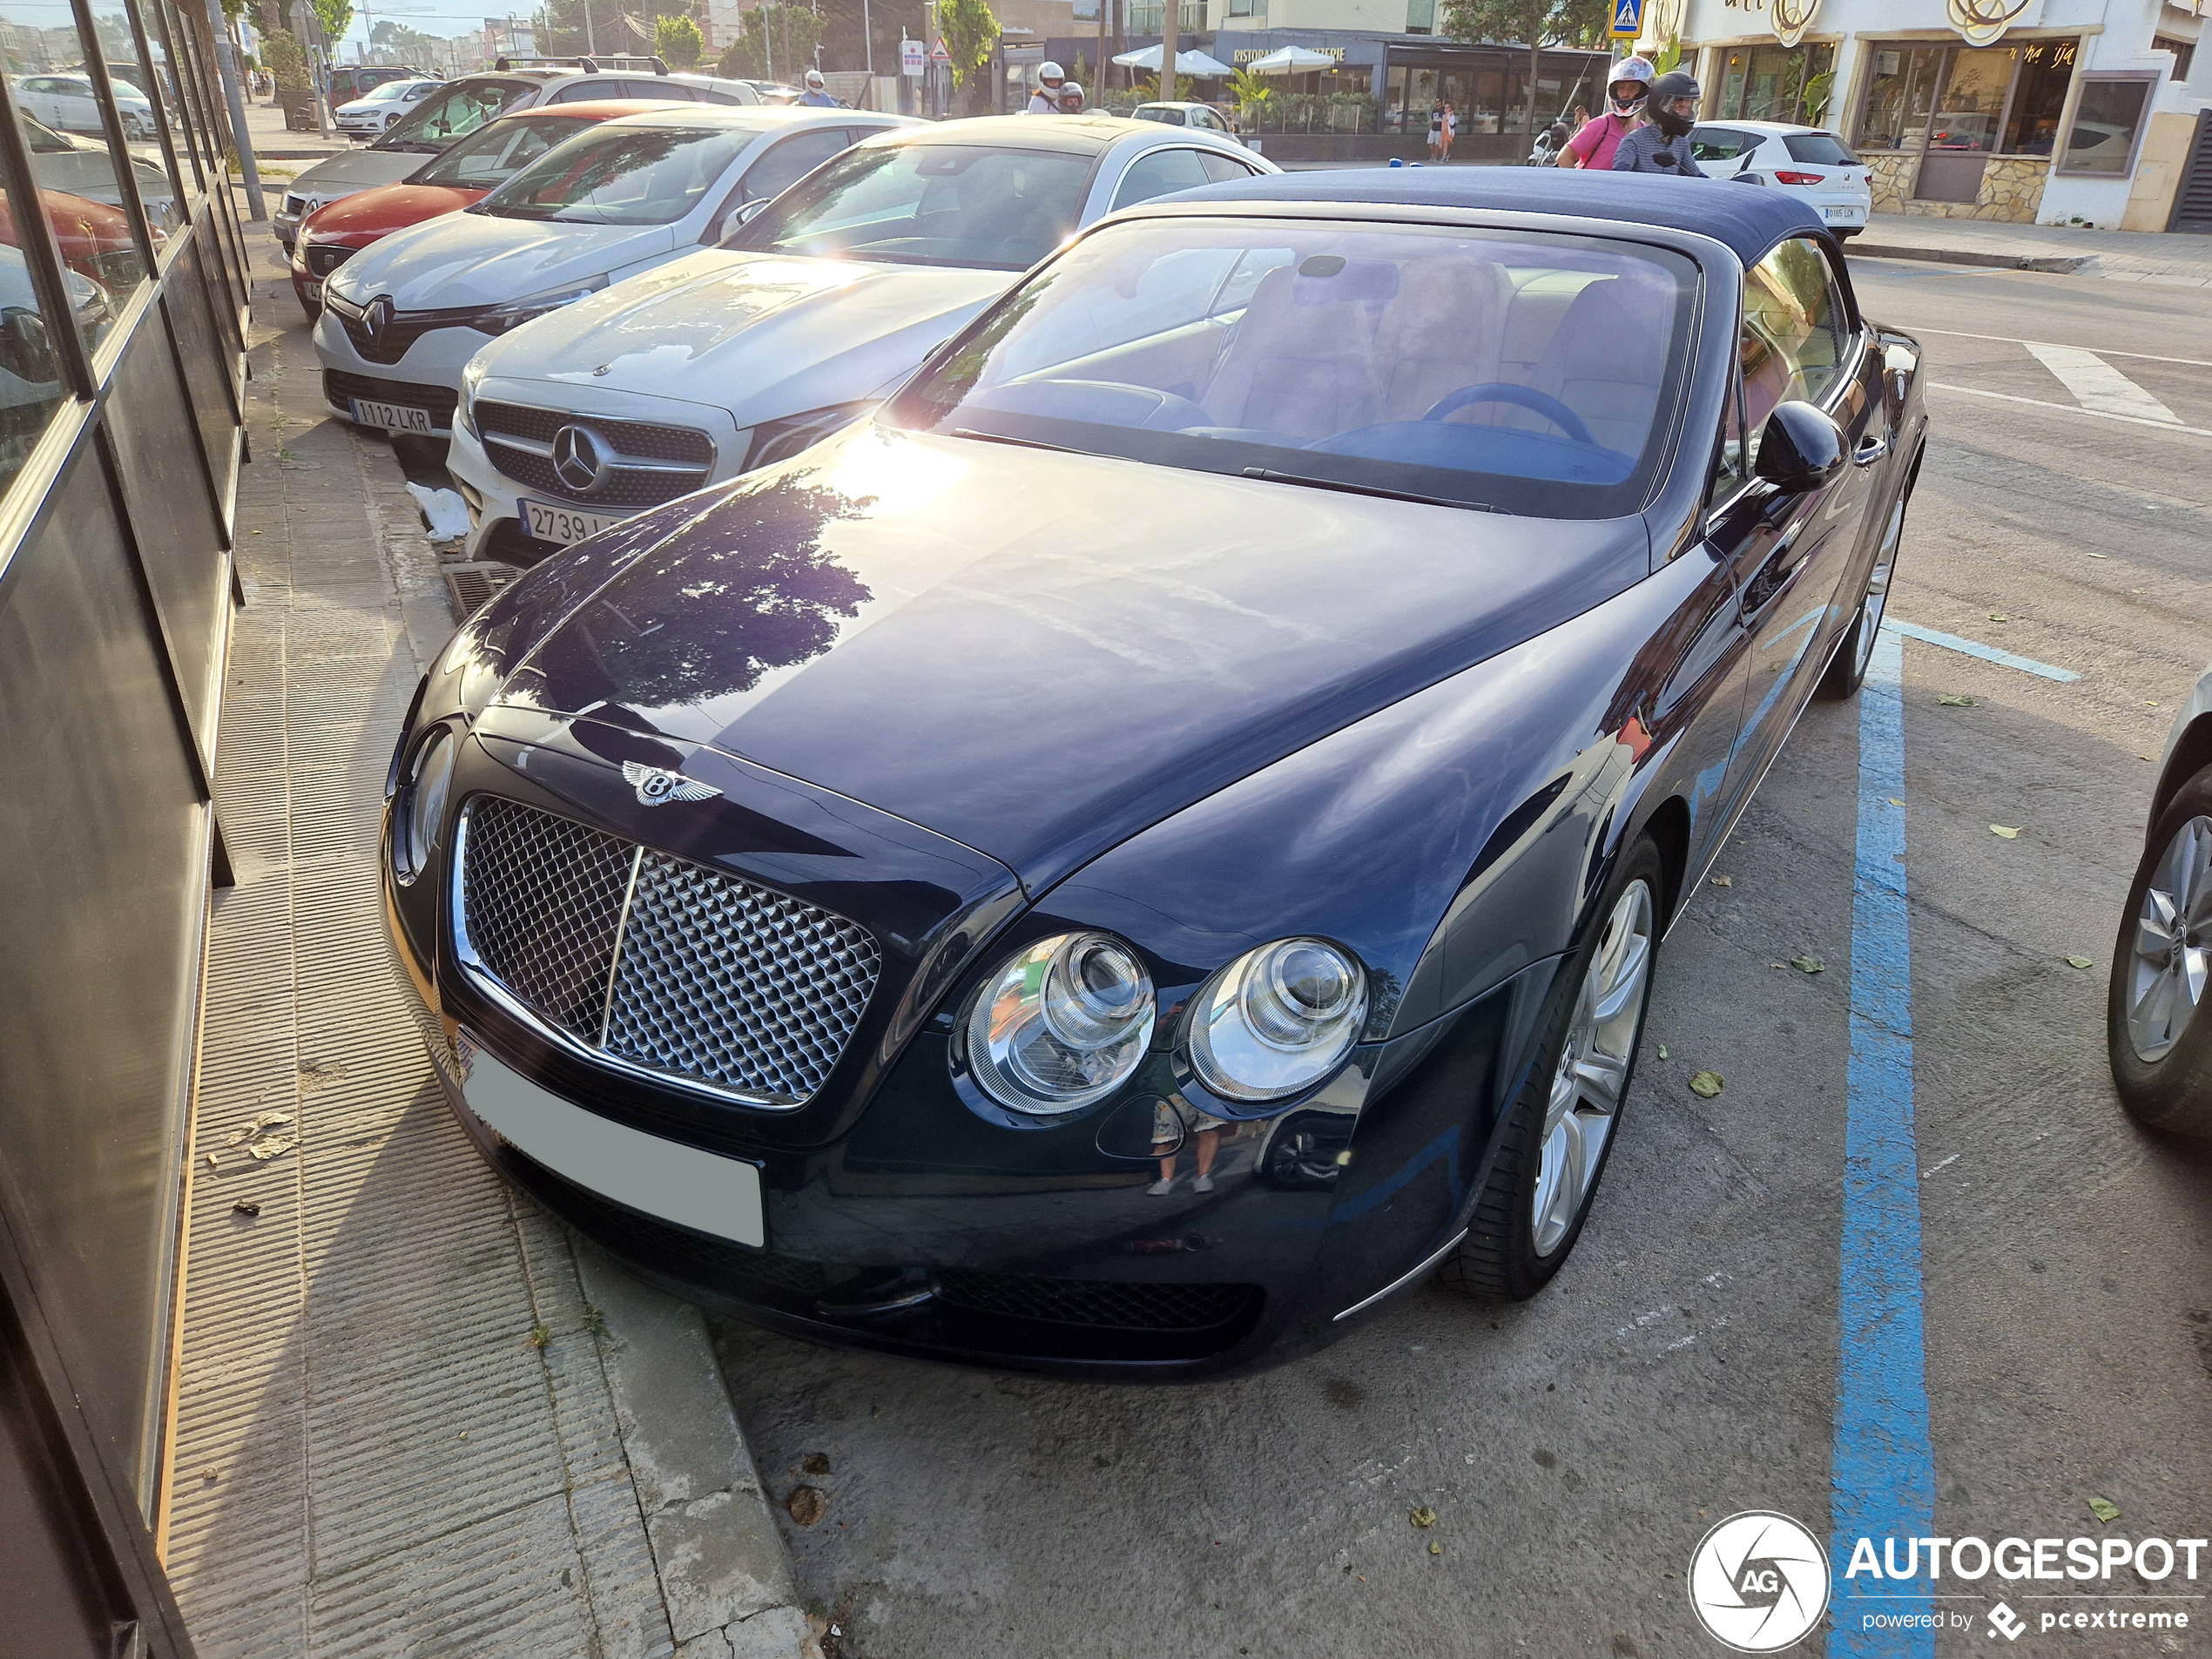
[2089,1496,2121,1525]
[802,1452,833,1476]
[2141,756,2156,762]
[1990,825,2020,840]
[1428,1541,1443,1555]
[1689,1071,1723,1098]
[1410,1507,1437,1528]
[2146,701,2160,708]
[1888,798,1905,806]
[1939,694,1977,707]
[1790,955,1825,974]
[787,1485,827,1527]
[2067,955,2093,970]
[1988,612,2008,622]
[233,1200,260,1217]
[1656,1043,1669,1060]
[1710,874,1732,887]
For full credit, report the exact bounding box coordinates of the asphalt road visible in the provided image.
[706,260,2212,1659]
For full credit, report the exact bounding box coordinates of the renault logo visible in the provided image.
[364,294,393,341]
[552,424,609,494]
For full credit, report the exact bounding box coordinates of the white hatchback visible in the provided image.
[334,78,443,139]
[1689,120,1872,235]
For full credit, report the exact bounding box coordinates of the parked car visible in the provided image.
[2107,661,2212,1136]
[289,99,678,319]
[0,240,111,429]
[273,61,763,253]
[0,184,155,296]
[328,64,428,107]
[1690,121,1871,236]
[334,76,444,140]
[11,72,158,142]
[316,105,913,440]
[19,113,180,233]
[446,114,1273,563]
[1132,101,1246,145]
[381,168,1925,1379]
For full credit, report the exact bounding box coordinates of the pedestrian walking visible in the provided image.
[1557,55,1654,170]
[1610,70,1709,175]
[1427,99,1444,160]
[1440,102,1456,160]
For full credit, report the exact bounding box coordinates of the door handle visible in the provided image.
[1853,435,1889,467]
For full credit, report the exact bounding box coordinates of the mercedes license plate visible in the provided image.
[349,396,433,434]
[523,497,624,546]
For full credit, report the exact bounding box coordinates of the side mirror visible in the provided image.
[1753,400,1845,493]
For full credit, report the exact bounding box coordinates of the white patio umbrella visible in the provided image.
[1112,43,1233,75]
[1241,44,1337,73]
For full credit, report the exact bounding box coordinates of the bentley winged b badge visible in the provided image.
[622,760,724,806]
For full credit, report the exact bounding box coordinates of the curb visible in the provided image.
[1848,240,2096,275]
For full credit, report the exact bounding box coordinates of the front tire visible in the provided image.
[2107,766,2212,1137]
[1441,834,1665,1300]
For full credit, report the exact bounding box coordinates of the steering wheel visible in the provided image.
[1421,382,1596,446]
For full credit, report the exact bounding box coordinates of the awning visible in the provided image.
[1112,44,1235,75]
[1241,45,1338,73]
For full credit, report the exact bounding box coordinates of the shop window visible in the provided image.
[1406,0,1433,35]
[2000,37,2078,155]
[0,172,79,494]
[1713,44,1835,126]
[0,0,160,314]
[1929,46,2014,153]
[2060,74,2156,175]
[106,0,192,236]
[1856,45,1940,151]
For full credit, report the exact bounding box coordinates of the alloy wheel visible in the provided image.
[2127,814,2212,1062]
[1532,879,1654,1255]
[1853,496,1904,678]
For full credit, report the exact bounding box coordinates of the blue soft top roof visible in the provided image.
[1159,165,1830,265]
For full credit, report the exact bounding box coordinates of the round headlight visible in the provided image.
[964,932,1157,1116]
[395,725,456,884]
[1188,938,1367,1103]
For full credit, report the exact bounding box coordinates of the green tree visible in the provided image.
[265,27,310,91]
[934,0,995,96]
[654,12,703,66]
[540,0,690,59]
[1227,64,1273,119]
[310,0,354,48]
[716,4,821,81]
[1441,0,1610,138]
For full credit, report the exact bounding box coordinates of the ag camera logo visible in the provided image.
[1689,1511,1831,1652]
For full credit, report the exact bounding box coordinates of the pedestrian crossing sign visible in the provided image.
[1610,0,1644,37]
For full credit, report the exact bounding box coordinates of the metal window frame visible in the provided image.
[2054,69,2161,179]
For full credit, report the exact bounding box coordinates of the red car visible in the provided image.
[290,99,675,320]
[0,186,158,296]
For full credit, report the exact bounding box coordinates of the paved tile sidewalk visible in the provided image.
[1852,212,2212,285]
[163,271,815,1659]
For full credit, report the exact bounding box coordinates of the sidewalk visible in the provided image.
[239,94,354,165]
[161,266,818,1659]
[1850,211,2212,285]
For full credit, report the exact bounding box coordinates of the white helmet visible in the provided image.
[805,69,825,87]
[1039,59,1065,88]
[1607,55,1656,118]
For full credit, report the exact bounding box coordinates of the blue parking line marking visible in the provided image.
[1829,628,1937,1657]
[1879,618,2080,683]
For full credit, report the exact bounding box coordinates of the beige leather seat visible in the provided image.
[1371,256,1511,424]
[1525,276,1674,457]
[1199,262,1387,442]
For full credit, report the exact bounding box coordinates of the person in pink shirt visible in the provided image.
[1558,56,1656,170]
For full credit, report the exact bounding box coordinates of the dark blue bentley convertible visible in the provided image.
[383,168,1926,1379]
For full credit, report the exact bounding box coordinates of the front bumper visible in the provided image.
[381,732,1540,1379]
[314,306,482,437]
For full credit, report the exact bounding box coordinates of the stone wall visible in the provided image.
[1863,151,2051,222]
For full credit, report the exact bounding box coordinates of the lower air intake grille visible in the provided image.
[455,796,880,1105]
[934,1271,1262,1332]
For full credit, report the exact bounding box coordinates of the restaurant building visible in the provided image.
[1643,0,2211,228]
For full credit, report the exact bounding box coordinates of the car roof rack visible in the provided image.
[492,54,671,75]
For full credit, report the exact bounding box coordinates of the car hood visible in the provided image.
[287,149,421,199]
[478,249,1009,427]
[331,211,676,311]
[304,182,484,242]
[494,426,1651,888]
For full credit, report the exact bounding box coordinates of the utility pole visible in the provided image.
[1159,0,1175,103]
[862,0,872,74]
[206,0,265,218]
[583,0,596,58]
[1092,0,1104,103]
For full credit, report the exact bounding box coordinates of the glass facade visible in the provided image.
[1854,39,2081,159]
[1711,42,1837,126]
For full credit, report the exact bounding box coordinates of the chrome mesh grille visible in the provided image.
[456,796,880,1105]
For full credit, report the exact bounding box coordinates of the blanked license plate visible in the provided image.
[350,396,433,433]
[523,497,625,546]
[303,279,322,305]
[1825,206,1864,221]
[454,1031,765,1245]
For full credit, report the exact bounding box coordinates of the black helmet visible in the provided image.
[1649,70,1701,137]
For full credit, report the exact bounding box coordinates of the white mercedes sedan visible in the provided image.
[444,114,1276,563]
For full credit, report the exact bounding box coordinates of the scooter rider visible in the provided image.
[1024,62,1067,114]
[1611,70,1710,176]
[1557,56,1653,170]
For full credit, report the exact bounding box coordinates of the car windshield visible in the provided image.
[482,123,764,224]
[413,112,588,188]
[891,218,1696,519]
[1784,132,1858,165]
[373,78,535,154]
[1133,106,1181,123]
[359,80,417,102]
[727,141,1094,270]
